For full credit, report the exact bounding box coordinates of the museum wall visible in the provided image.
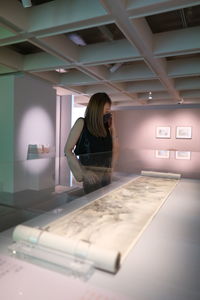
[13,74,56,192]
[58,95,72,186]
[0,75,15,192]
[0,74,57,194]
[115,107,200,178]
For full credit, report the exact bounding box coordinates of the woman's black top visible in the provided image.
[74,118,112,167]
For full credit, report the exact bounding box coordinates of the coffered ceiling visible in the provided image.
[1,0,200,107]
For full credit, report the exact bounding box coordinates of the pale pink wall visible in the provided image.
[115,107,200,178]
[116,108,200,151]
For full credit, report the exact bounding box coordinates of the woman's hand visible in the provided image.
[82,169,100,184]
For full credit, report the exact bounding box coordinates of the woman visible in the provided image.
[64,92,118,193]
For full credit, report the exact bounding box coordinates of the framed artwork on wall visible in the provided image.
[155,150,170,159]
[156,126,171,138]
[176,126,192,139]
[175,151,191,160]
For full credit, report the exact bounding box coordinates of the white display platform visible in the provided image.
[0,254,129,300]
[0,176,200,300]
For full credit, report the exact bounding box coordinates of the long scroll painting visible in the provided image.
[13,172,180,273]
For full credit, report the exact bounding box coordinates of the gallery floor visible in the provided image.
[0,173,200,300]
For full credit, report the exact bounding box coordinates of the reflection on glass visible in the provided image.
[66,151,113,194]
[1,148,200,234]
[175,151,191,160]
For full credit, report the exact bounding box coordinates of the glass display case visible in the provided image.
[0,149,200,300]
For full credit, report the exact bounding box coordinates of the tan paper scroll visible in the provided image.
[141,170,181,179]
[12,172,180,273]
[12,225,120,273]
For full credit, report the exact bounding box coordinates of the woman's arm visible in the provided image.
[64,118,84,154]
[64,118,84,182]
[110,112,119,169]
[110,112,119,151]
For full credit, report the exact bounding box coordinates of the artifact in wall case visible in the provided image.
[37,144,44,154]
[43,144,50,153]
[28,144,39,154]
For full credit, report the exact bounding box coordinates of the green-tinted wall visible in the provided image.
[0,75,14,192]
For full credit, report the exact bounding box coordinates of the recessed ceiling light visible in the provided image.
[110,63,123,73]
[21,0,32,8]
[55,68,68,73]
[148,92,152,99]
[67,33,86,46]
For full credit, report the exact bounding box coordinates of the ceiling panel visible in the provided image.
[18,0,54,6]
[0,0,200,107]
[146,5,200,33]
[7,41,42,54]
[66,23,125,45]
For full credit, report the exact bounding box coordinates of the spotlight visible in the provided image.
[110,63,123,73]
[67,33,86,46]
[21,0,32,8]
[148,91,152,100]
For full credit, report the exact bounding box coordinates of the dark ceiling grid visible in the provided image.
[0,0,200,106]
[146,5,200,34]
[66,23,126,46]
[7,41,42,54]
[18,0,54,6]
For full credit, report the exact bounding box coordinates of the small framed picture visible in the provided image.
[155,150,170,159]
[176,126,192,139]
[175,151,191,160]
[156,126,171,138]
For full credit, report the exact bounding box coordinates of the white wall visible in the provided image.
[0,73,56,193]
[14,74,56,192]
[59,95,72,186]
[71,104,86,126]
[58,96,86,186]
[115,107,200,178]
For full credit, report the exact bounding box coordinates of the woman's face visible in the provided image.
[103,102,111,115]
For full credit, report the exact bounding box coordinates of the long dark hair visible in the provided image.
[85,93,112,137]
